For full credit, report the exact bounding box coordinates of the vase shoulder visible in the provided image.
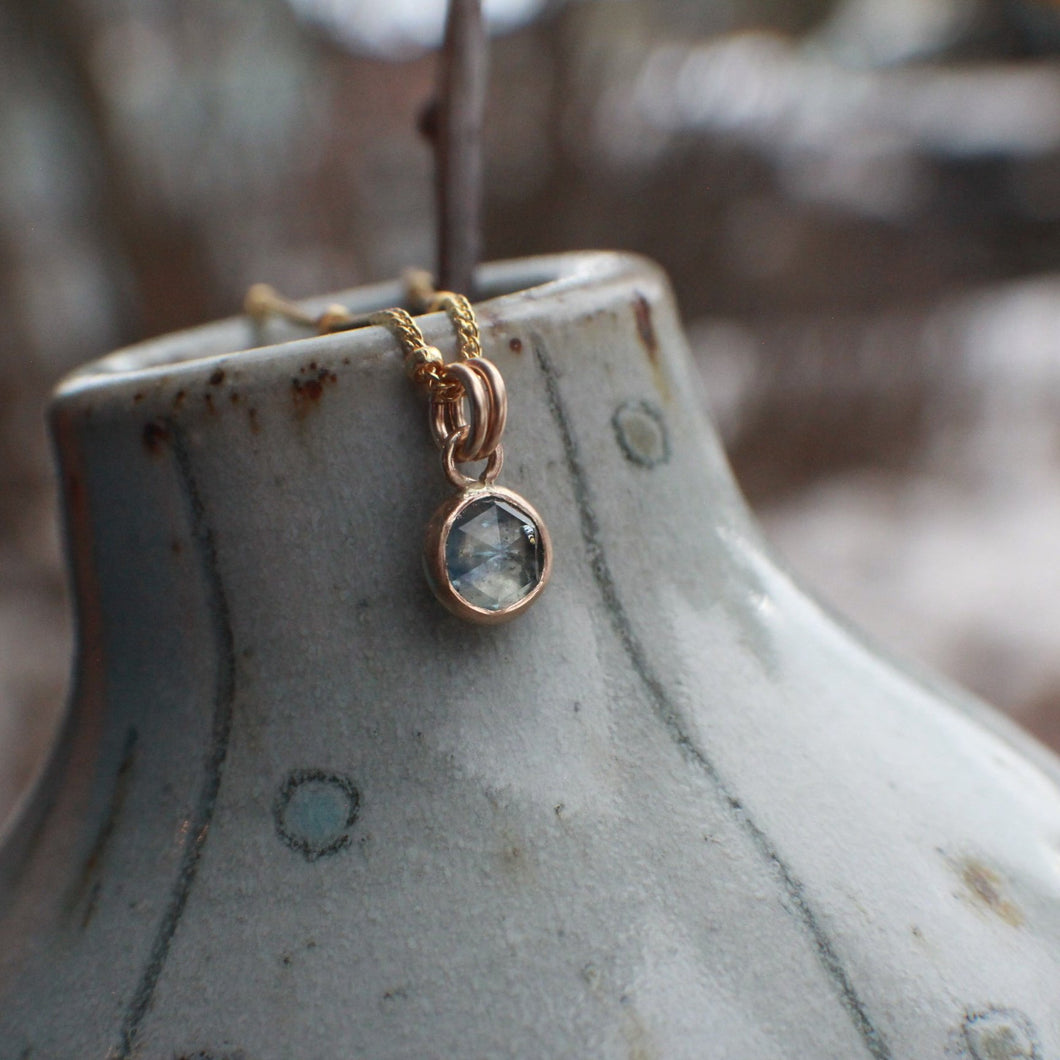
[2,252,1058,1059]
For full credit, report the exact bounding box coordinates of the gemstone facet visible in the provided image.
[444,495,544,611]
[424,485,552,623]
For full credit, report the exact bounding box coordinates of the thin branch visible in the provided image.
[432,0,488,296]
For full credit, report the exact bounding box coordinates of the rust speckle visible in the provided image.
[171,539,183,556]
[142,420,171,454]
[133,392,144,404]
[633,293,670,401]
[961,1007,1040,1060]
[173,389,186,411]
[633,294,658,363]
[203,392,217,415]
[496,826,535,884]
[509,337,523,354]
[291,365,338,417]
[293,376,323,401]
[248,407,261,433]
[208,368,226,386]
[621,996,657,1060]
[960,860,1023,927]
[229,391,240,405]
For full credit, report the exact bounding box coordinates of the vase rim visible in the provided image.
[53,250,665,400]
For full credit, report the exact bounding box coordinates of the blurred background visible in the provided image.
[3,0,1060,826]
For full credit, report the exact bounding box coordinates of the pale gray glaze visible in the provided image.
[0,252,1058,1060]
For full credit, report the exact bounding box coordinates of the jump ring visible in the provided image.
[466,358,507,459]
[441,430,504,489]
[430,363,485,460]
[429,359,506,462]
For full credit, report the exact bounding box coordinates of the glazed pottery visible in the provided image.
[1,252,1058,1059]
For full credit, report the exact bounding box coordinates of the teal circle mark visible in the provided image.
[274,769,360,861]
[613,400,670,468]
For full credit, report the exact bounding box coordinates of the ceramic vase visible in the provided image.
[1,252,1058,1059]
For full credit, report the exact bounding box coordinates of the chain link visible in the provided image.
[369,288,481,403]
[245,276,496,451]
[366,308,459,401]
[424,291,482,361]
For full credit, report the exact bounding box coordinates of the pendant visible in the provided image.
[419,354,552,625]
[424,484,552,624]
[244,285,553,624]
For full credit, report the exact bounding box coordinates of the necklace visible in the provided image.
[245,277,552,624]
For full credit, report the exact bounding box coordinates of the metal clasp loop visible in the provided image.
[440,427,504,489]
[429,357,507,463]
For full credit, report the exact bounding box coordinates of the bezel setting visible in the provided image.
[423,485,552,624]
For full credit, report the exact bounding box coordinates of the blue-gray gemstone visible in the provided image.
[445,496,544,611]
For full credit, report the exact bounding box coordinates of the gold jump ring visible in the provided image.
[441,428,504,490]
[430,358,507,463]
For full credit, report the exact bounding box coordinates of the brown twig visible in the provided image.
[429,0,488,296]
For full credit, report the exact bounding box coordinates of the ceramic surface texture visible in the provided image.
[1,252,1058,1059]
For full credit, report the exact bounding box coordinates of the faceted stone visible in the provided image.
[445,495,544,611]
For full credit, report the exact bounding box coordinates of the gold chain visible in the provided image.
[246,279,481,404]
[403,269,482,360]
[367,293,502,467]
[424,291,482,361]
[365,307,453,398]
[243,273,551,623]
[369,291,481,403]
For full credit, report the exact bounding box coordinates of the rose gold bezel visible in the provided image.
[423,486,552,625]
